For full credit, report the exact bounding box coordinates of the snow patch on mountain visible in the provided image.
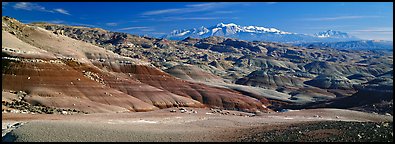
[163,23,360,43]
[315,30,356,39]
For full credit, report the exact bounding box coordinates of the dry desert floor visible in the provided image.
[2,107,393,142]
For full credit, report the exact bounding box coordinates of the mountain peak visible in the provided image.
[216,22,238,27]
[315,30,355,39]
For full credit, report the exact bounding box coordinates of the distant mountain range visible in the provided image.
[296,40,393,51]
[162,23,360,43]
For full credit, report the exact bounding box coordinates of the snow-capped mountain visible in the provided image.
[162,23,360,43]
[164,23,294,40]
[315,30,357,39]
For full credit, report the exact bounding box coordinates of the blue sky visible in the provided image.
[2,2,393,41]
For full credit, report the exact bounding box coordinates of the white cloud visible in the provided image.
[303,15,383,21]
[117,26,155,32]
[165,17,219,21]
[185,2,220,7]
[54,8,70,15]
[142,2,238,16]
[14,2,53,12]
[13,2,71,15]
[349,27,393,41]
[352,27,394,33]
[143,8,182,15]
[118,27,150,31]
[106,23,118,26]
[2,2,8,8]
[212,11,236,14]
[141,16,237,22]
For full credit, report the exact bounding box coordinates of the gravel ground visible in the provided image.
[3,121,229,142]
[2,108,393,142]
[236,121,393,142]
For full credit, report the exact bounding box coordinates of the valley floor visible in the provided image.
[2,108,393,142]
